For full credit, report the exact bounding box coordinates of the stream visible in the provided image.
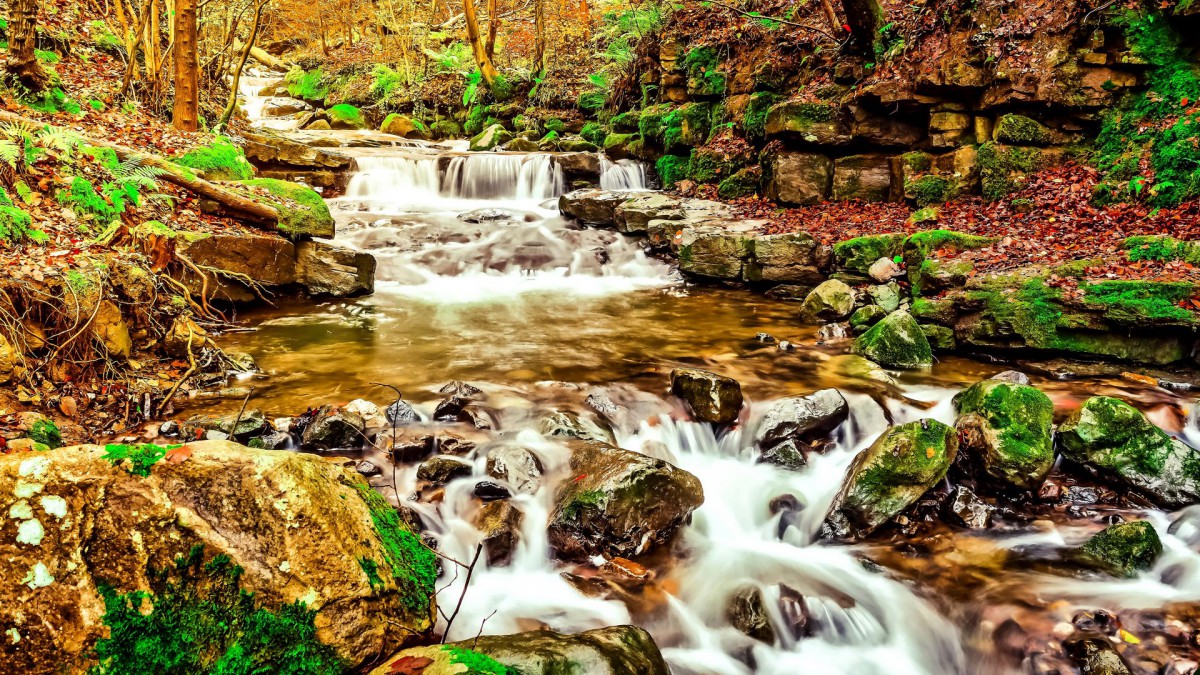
[216,85,1200,674]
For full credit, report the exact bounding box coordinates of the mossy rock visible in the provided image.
[380,113,429,139]
[953,379,1054,491]
[662,102,712,153]
[175,138,255,181]
[823,419,958,538]
[684,46,726,97]
[469,124,514,151]
[834,233,906,276]
[327,103,365,130]
[852,310,933,369]
[602,132,640,159]
[610,111,640,132]
[580,122,607,146]
[1081,520,1163,576]
[903,230,996,294]
[1058,396,1200,508]
[993,113,1052,146]
[910,297,959,325]
[638,103,675,144]
[850,305,888,332]
[799,279,855,323]
[655,154,692,188]
[978,142,1047,200]
[904,174,957,207]
[237,178,334,239]
[921,324,956,350]
[1125,234,1200,264]
[717,166,762,199]
[742,91,781,140]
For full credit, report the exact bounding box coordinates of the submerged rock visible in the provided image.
[1081,520,1163,576]
[0,441,436,673]
[755,389,849,448]
[548,440,704,560]
[798,279,855,323]
[727,585,776,644]
[670,368,744,424]
[953,379,1055,491]
[372,625,670,675]
[1058,396,1200,508]
[181,409,267,442]
[1063,634,1134,675]
[539,410,615,444]
[852,310,934,369]
[823,419,958,539]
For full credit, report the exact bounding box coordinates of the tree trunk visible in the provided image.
[172,0,199,131]
[219,0,265,127]
[7,0,50,92]
[484,0,498,62]
[532,0,545,76]
[841,0,884,53]
[462,0,499,87]
[819,0,843,36]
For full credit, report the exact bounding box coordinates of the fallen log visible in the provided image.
[0,108,281,228]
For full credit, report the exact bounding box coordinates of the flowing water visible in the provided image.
[211,114,1200,672]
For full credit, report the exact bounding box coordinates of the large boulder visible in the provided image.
[832,154,896,202]
[1081,520,1163,576]
[746,232,827,284]
[301,404,366,450]
[755,389,849,448]
[798,279,855,323]
[670,368,744,424]
[237,178,335,239]
[767,151,832,205]
[469,124,514,151]
[823,419,958,539]
[371,625,670,675]
[0,441,436,674]
[1058,396,1200,508]
[296,240,376,297]
[559,189,637,226]
[852,310,934,369]
[676,221,759,280]
[548,440,703,560]
[953,379,1055,491]
[380,113,429,139]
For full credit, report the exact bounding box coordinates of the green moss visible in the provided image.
[83,145,121,172]
[1125,234,1200,264]
[175,138,254,181]
[358,557,383,590]
[349,481,437,614]
[905,175,955,207]
[22,87,81,115]
[562,489,606,521]
[580,122,607,145]
[910,297,958,325]
[443,646,512,675]
[904,230,996,291]
[101,444,179,477]
[993,114,1052,145]
[834,233,907,274]
[369,64,403,102]
[743,92,781,140]
[577,90,606,114]
[850,305,887,331]
[0,203,43,244]
[661,102,711,153]
[954,380,1054,488]
[327,104,364,129]
[921,324,956,350]
[284,67,330,102]
[602,132,638,155]
[90,546,343,675]
[638,103,674,143]
[27,419,61,449]
[690,147,738,183]
[901,151,933,173]
[1081,280,1198,325]
[57,176,127,224]
[684,46,725,96]
[852,311,933,369]
[464,105,487,136]
[717,167,761,199]
[237,178,333,239]
[655,154,691,188]
[978,142,1045,200]
[1082,520,1163,575]
[610,111,640,132]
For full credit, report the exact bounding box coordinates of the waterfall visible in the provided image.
[345,156,442,201]
[600,157,649,190]
[443,154,565,200]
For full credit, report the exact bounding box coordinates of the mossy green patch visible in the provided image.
[0,203,43,244]
[953,380,1054,489]
[101,444,178,477]
[27,419,61,449]
[175,138,254,181]
[717,167,761,199]
[834,233,907,275]
[684,46,725,96]
[349,481,437,614]
[562,489,606,521]
[638,103,674,143]
[284,67,330,102]
[993,114,1052,145]
[1125,234,1200,264]
[655,154,691,188]
[90,545,344,675]
[904,175,956,207]
[852,311,933,369]
[904,230,996,292]
[580,122,607,145]
[1081,279,1198,325]
[443,646,512,675]
[978,142,1045,200]
[743,92,781,141]
[237,178,333,239]
[327,104,365,129]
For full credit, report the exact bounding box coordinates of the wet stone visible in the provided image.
[1063,634,1133,675]
[486,445,543,495]
[416,456,473,487]
[458,208,520,223]
[727,586,776,644]
[945,484,993,529]
[1073,610,1119,635]
[474,481,512,502]
[385,399,419,426]
[355,460,382,476]
[670,368,744,425]
[475,500,524,568]
[757,440,808,471]
[778,585,814,640]
[439,380,483,398]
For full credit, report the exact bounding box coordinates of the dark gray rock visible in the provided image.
[670,368,744,425]
[755,389,849,447]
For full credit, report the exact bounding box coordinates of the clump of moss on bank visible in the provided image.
[350,480,437,614]
[91,545,344,675]
[175,138,254,181]
[237,178,333,239]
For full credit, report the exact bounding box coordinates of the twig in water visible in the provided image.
[440,544,484,643]
[228,386,255,440]
[472,610,497,649]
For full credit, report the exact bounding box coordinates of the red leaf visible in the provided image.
[164,446,193,464]
[388,656,433,674]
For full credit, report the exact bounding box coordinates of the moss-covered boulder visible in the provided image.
[662,102,712,153]
[548,440,703,560]
[174,138,255,181]
[327,103,366,130]
[1058,396,1200,508]
[850,305,888,332]
[833,233,907,276]
[1081,520,1163,576]
[670,367,744,424]
[0,441,436,673]
[903,230,996,294]
[237,178,335,239]
[717,166,761,199]
[823,419,958,539]
[764,100,851,145]
[373,626,670,675]
[993,113,1052,146]
[431,119,463,139]
[380,113,429,139]
[953,379,1054,491]
[469,123,514,151]
[798,279,855,323]
[852,310,934,369]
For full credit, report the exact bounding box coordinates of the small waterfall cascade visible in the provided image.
[600,157,649,190]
